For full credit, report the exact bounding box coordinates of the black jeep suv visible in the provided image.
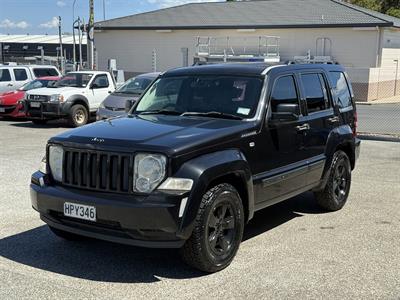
[31,63,360,272]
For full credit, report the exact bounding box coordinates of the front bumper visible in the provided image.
[0,103,26,118]
[96,107,127,120]
[25,100,65,120]
[31,171,188,248]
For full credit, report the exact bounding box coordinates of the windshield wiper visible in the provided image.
[181,111,243,120]
[137,109,182,116]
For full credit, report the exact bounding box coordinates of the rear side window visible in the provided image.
[301,73,329,113]
[33,68,59,77]
[13,69,28,81]
[0,69,11,82]
[330,71,352,108]
[270,76,299,112]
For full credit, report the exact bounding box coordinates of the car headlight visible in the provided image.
[49,94,64,102]
[49,145,63,181]
[38,156,47,174]
[133,153,166,193]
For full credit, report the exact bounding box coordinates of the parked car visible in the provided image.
[96,72,159,120]
[31,63,360,272]
[0,65,61,94]
[0,77,60,118]
[25,71,116,126]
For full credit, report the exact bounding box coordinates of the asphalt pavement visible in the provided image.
[357,103,400,135]
[0,119,399,299]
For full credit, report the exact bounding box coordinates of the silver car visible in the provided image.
[96,72,159,120]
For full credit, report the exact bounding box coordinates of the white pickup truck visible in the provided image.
[25,71,116,127]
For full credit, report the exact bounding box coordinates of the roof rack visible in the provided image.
[194,36,281,64]
[290,50,337,64]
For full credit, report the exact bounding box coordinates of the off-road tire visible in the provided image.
[32,119,47,125]
[315,150,351,211]
[181,183,245,273]
[48,226,84,241]
[69,104,88,127]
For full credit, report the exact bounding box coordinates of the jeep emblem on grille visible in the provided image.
[91,137,105,143]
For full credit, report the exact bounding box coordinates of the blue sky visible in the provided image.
[0,0,218,35]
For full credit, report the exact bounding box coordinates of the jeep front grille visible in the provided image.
[29,95,49,101]
[62,148,133,193]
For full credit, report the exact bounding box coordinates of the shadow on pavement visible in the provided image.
[0,192,324,282]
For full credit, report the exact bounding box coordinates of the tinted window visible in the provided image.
[92,75,109,88]
[0,69,11,82]
[33,68,59,77]
[330,71,352,108]
[13,69,28,81]
[117,77,153,94]
[136,76,263,119]
[270,76,298,112]
[301,73,328,113]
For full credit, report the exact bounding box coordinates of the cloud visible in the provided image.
[146,0,221,8]
[0,19,30,29]
[39,17,59,29]
[56,1,66,7]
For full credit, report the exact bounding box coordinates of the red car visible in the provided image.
[0,76,60,118]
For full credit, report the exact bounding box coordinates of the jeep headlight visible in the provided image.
[49,94,64,102]
[49,145,63,181]
[133,153,166,193]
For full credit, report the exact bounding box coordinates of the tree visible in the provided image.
[345,0,400,18]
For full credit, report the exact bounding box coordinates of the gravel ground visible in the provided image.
[0,119,399,300]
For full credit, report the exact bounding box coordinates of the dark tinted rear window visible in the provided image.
[330,71,352,108]
[270,76,298,112]
[0,69,11,82]
[301,73,329,113]
[14,68,28,81]
[33,68,59,77]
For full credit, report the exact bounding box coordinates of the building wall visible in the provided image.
[382,28,400,48]
[347,48,400,101]
[95,27,379,73]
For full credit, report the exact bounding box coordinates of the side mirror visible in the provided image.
[125,99,136,112]
[270,103,299,123]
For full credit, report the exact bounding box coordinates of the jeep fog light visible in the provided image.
[38,156,47,174]
[158,178,193,192]
[49,145,63,181]
[133,153,166,193]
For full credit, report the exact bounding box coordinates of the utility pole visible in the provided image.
[103,0,106,20]
[72,0,77,70]
[87,0,95,70]
[58,16,64,74]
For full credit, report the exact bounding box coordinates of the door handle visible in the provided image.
[296,123,310,132]
[7,83,13,86]
[327,116,340,123]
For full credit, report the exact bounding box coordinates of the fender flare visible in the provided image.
[317,124,355,189]
[62,95,89,115]
[173,149,254,239]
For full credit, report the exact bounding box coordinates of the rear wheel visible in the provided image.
[181,183,244,273]
[69,104,88,127]
[48,226,84,241]
[315,150,351,211]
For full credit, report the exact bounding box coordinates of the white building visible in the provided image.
[94,0,400,101]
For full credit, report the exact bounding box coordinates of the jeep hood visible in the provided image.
[50,115,256,156]
[27,86,84,96]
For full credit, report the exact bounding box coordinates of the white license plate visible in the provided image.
[30,102,41,108]
[63,202,96,222]
[0,107,5,112]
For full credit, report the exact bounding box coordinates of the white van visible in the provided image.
[0,65,61,93]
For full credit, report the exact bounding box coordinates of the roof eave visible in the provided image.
[94,22,393,31]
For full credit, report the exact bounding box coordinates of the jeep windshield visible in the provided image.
[134,76,263,119]
[52,73,93,88]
